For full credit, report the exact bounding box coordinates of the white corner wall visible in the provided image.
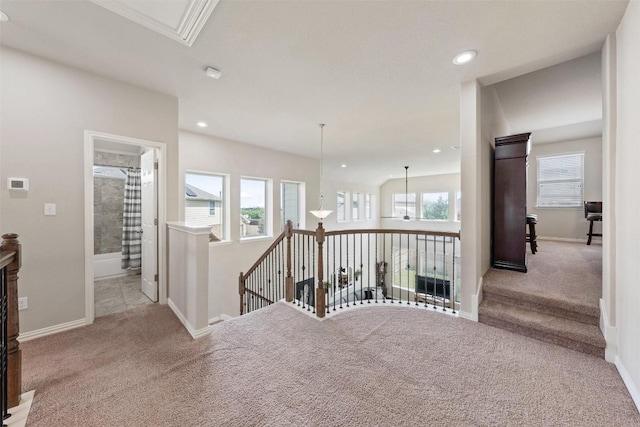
[460,80,482,319]
[0,47,179,333]
[601,33,617,360]
[614,0,640,410]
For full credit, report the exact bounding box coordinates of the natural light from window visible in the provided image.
[241,178,268,238]
[185,172,226,242]
[422,192,449,220]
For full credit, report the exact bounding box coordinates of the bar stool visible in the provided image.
[526,214,538,254]
[584,201,603,245]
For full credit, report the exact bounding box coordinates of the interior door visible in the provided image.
[140,149,158,302]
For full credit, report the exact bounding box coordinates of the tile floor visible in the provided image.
[94,274,153,317]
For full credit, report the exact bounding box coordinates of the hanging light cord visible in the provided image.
[319,123,325,210]
[404,166,410,220]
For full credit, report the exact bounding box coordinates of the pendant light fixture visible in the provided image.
[403,166,410,221]
[309,123,333,220]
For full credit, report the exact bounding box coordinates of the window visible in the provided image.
[185,172,226,242]
[455,191,461,222]
[422,192,449,220]
[365,194,372,219]
[281,181,304,230]
[393,193,416,219]
[337,191,347,221]
[537,153,584,208]
[241,178,268,238]
[352,193,360,220]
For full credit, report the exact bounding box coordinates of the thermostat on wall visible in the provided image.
[7,178,29,191]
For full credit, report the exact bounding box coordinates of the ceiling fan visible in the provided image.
[381,166,417,220]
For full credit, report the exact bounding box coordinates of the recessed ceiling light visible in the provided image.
[341,164,347,168]
[197,121,208,128]
[0,11,9,22]
[432,148,441,153]
[205,67,221,79]
[453,50,477,65]
[451,144,460,150]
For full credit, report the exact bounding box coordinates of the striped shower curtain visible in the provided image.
[121,168,142,270]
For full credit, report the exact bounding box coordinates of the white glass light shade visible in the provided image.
[310,209,334,220]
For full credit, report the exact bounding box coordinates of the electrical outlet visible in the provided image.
[18,297,28,310]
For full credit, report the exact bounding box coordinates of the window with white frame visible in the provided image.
[365,194,372,219]
[352,193,360,220]
[185,172,226,242]
[281,181,304,230]
[422,192,449,220]
[393,193,416,219]
[241,178,269,238]
[455,191,461,222]
[337,191,347,221]
[537,153,584,208]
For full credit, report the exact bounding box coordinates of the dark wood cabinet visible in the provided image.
[492,133,531,273]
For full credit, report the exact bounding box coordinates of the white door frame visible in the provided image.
[84,130,167,324]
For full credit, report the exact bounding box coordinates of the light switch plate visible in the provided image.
[44,203,56,216]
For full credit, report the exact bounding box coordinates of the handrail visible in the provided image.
[325,229,460,238]
[0,252,14,270]
[243,231,287,278]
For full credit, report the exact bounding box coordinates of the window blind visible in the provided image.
[537,153,584,208]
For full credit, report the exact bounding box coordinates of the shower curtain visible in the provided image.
[121,168,142,270]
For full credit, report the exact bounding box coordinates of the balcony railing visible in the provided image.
[240,221,460,318]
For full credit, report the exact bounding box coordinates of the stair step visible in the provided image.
[482,289,599,326]
[478,300,606,358]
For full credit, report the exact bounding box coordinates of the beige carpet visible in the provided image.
[22,302,639,426]
[483,240,602,318]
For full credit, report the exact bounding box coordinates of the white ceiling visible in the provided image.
[0,1,629,184]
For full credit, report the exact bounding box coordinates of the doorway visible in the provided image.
[84,131,167,324]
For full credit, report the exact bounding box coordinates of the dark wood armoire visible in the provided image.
[492,132,531,273]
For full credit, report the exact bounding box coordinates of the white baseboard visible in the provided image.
[209,314,233,325]
[599,298,617,363]
[614,356,640,413]
[18,318,87,342]
[460,276,483,322]
[167,298,211,339]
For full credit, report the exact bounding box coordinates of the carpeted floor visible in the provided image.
[483,240,601,317]
[22,301,639,426]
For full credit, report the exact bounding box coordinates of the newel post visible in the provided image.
[1,234,21,408]
[285,220,294,303]
[239,272,245,315]
[315,222,326,318]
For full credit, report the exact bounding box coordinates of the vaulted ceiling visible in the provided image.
[0,1,629,184]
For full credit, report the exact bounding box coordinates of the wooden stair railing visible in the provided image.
[239,221,294,315]
[1,233,21,424]
[240,222,461,319]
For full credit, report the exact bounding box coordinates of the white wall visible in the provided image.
[527,137,603,240]
[460,80,482,319]
[0,47,179,332]
[179,131,379,319]
[615,0,640,409]
[601,33,617,355]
